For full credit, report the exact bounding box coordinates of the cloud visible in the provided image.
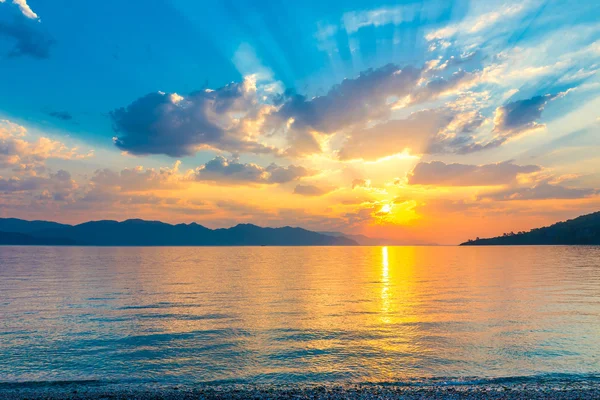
[407,160,541,186]
[0,169,77,202]
[75,186,178,208]
[352,179,370,189]
[111,60,494,160]
[0,120,92,171]
[293,184,334,196]
[267,63,485,157]
[493,94,557,134]
[338,109,452,160]
[65,163,186,210]
[481,182,597,201]
[408,69,478,105]
[0,16,53,58]
[191,156,311,185]
[0,175,44,192]
[338,108,486,160]
[111,80,277,157]
[0,0,38,19]
[91,161,182,192]
[444,93,561,154]
[48,111,73,121]
[268,64,421,136]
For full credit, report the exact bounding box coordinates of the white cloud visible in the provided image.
[0,120,93,171]
[0,0,39,20]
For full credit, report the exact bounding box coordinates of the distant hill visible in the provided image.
[461,211,600,246]
[319,231,390,245]
[0,218,70,234]
[0,231,76,246]
[0,218,357,246]
[320,231,437,246]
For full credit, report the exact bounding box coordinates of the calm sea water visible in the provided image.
[1,246,599,385]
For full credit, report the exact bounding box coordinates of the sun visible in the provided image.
[373,200,420,226]
[379,204,392,214]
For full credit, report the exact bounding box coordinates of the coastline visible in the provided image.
[3,380,600,399]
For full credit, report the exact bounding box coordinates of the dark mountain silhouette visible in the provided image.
[0,218,357,246]
[461,211,600,246]
[0,218,70,234]
[0,231,76,245]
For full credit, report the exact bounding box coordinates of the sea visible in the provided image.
[1,245,599,387]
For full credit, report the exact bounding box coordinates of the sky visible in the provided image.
[0,0,599,244]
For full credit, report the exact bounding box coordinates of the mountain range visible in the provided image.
[6,211,596,247]
[0,218,358,246]
[461,211,600,245]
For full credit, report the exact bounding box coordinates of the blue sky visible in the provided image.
[0,0,599,243]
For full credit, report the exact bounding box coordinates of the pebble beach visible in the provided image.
[3,380,600,400]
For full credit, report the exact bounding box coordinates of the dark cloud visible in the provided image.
[48,111,73,121]
[111,82,277,157]
[293,184,333,196]
[0,7,53,59]
[192,156,311,185]
[493,94,557,134]
[481,182,597,201]
[407,160,541,186]
[270,64,421,136]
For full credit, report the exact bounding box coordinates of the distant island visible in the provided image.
[0,218,357,246]
[461,211,600,246]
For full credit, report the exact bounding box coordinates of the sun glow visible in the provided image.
[379,204,392,214]
[373,200,420,226]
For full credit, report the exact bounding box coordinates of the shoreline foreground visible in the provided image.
[3,381,600,400]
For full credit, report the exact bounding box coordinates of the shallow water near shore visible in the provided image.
[1,246,599,386]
